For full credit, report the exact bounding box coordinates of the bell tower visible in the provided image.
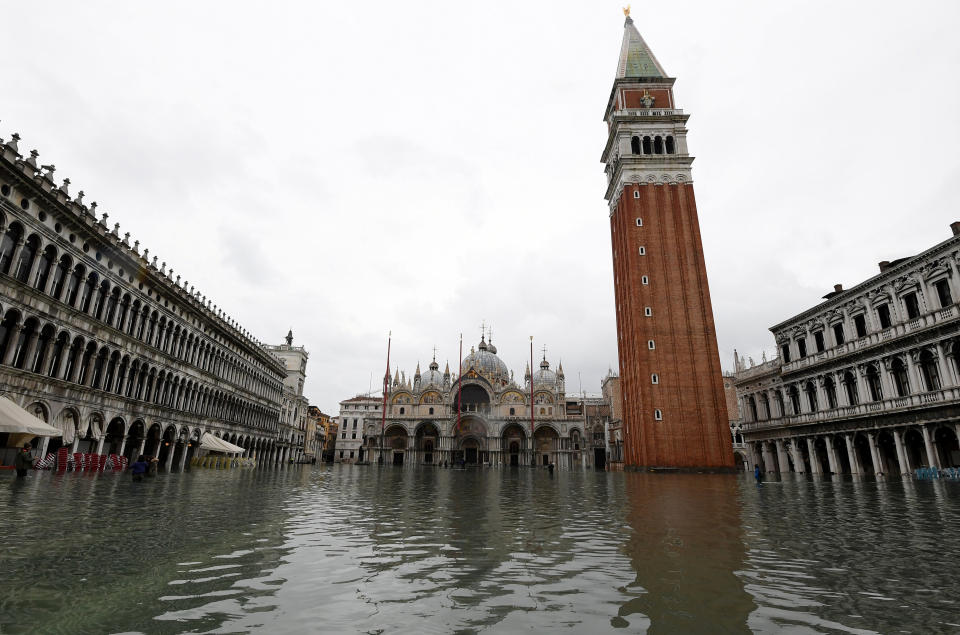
[601,11,733,470]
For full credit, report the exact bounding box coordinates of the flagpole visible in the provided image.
[380,331,391,466]
[457,333,463,465]
[530,335,535,467]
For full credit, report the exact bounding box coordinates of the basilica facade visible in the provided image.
[361,336,594,468]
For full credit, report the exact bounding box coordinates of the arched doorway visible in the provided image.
[831,436,851,474]
[853,433,874,474]
[813,437,831,473]
[415,422,440,465]
[104,417,126,456]
[126,420,145,462]
[384,424,408,466]
[876,431,901,476]
[502,423,526,467]
[454,417,487,465]
[934,426,960,467]
[157,425,177,470]
[903,428,926,468]
[455,384,491,415]
[534,425,559,466]
[144,423,163,458]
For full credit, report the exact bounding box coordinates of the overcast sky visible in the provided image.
[5,1,960,414]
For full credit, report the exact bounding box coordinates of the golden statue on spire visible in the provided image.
[623,5,630,17]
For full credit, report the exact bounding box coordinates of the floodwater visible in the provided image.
[0,467,958,634]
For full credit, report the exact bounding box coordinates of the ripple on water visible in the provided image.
[1,467,959,633]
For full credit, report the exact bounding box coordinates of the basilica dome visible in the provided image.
[420,359,443,389]
[462,337,509,381]
[533,358,557,386]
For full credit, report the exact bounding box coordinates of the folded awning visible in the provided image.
[0,398,63,437]
[200,432,245,454]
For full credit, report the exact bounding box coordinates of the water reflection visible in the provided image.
[1,467,958,633]
[619,475,753,633]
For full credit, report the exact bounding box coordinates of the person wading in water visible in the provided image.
[14,443,33,478]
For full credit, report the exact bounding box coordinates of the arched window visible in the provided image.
[653,136,664,154]
[788,385,801,414]
[93,280,110,320]
[842,371,858,406]
[0,224,22,274]
[642,136,652,154]
[34,245,55,291]
[14,235,39,283]
[79,273,99,313]
[665,136,675,154]
[66,265,84,307]
[919,350,942,391]
[804,381,818,412]
[51,255,71,300]
[759,393,770,419]
[748,395,758,421]
[866,364,882,401]
[631,136,641,154]
[891,358,910,397]
[773,390,784,417]
[824,376,838,409]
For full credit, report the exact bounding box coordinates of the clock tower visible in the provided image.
[601,12,733,470]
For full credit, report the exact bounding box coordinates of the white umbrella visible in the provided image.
[0,398,62,437]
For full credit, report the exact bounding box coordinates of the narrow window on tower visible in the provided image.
[654,136,664,154]
[633,190,640,199]
[654,409,663,421]
[641,275,649,285]
[644,307,652,317]
[648,340,655,350]
[631,136,641,154]
[642,136,652,154]
[635,218,643,226]
[638,246,646,255]
[651,373,659,384]
[399,407,405,415]
[665,136,675,154]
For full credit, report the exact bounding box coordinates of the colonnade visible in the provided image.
[751,422,960,476]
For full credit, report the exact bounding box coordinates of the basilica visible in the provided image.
[356,335,596,468]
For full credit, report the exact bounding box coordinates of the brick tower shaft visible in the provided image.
[601,12,733,470]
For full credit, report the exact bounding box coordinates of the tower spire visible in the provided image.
[617,11,667,79]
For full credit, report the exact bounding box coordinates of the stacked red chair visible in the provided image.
[72,453,84,472]
[97,454,108,471]
[56,447,70,472]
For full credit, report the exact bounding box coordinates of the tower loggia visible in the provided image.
[601,12,733,470]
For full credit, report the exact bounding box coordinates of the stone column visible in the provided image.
[879,362,894,399]
[81,354,96,386]
[39,436,50,459]
[921,425,941,469]
[866,433,882,475]
[893,428,910,474]
[137,438,146,459]
[825,437,838,474]
[762,442,775,472]
[164,445,176,472]
[805,437,822,474]
[37,337,55,377]
[775,439,790,473]
[934,341,952,388]
[117,436,127,458]
[179,444,190,471]
[2,324,22,365]
[905,352,923,392]
[790,440,805,473]
[95,436,105,455]
[855,367,870,403]
[844,434,860,474]
[7,240,24,278]
[26,253,43,289]
[55,347,70,380]
[21,330,40,372]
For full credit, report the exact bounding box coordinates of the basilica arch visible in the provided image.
[454,416,488,465]
[415,421,440,465]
